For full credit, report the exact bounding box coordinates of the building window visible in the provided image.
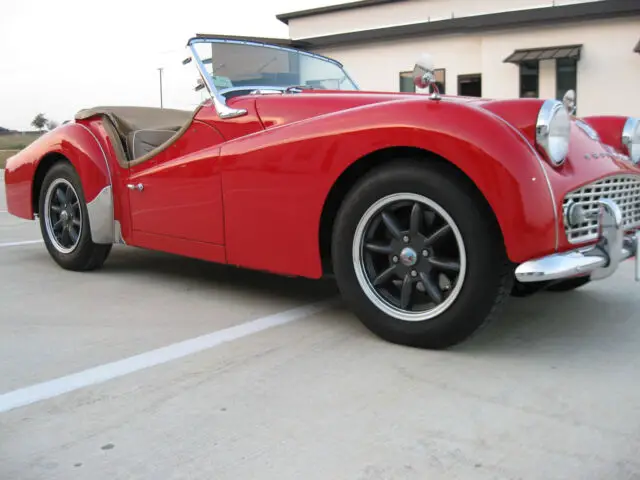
[399,71,415,93]
[433,69,446,94]
[399,69,446,94]
[556,58,577,104]
[519,61,539,98]
[458,74,481,97]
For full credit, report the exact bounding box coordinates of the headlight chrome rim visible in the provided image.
[622,117,640,165]
[536,99,571,167]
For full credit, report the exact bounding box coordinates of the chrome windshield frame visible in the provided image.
[185,36,360,119]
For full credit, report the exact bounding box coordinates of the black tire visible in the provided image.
[546,276,591,292]
[38,161,112,271]
[331,159,513,350]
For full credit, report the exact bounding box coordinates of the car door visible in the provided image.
[126,120,226,245]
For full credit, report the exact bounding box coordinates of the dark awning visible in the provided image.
[634,39,640,53]
[503,44,582,64]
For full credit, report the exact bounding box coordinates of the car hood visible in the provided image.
[248,90,631,164]
[251,89,526,132]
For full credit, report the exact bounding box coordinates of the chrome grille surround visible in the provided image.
[563,174,640,244]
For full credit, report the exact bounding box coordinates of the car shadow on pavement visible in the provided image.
[74,246,639,356]
[454,283,639,356]
[100,245,341,305]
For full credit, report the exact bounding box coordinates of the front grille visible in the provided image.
[562,174,640,244]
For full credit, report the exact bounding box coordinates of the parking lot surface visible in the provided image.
[1,170,640,480]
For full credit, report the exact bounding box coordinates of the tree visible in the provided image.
[46,119,59,131]
[31,113,47,131]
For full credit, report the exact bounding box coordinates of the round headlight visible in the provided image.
[622,117,640,165]
[536,99,571,166]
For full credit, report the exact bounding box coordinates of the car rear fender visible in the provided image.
[4,122,115,244]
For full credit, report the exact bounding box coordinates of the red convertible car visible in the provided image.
[4,36,640,349]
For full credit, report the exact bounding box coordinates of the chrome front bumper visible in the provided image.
[515,199,640,283]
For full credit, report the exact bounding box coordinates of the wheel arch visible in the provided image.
[318,146,504,275]
[32,152,72,215]
[29,124,115,245]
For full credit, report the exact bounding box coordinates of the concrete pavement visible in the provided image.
[1,171,640,480]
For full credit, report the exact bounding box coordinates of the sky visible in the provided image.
[0,0,344,130]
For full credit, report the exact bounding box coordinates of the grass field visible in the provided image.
[0,150,19,169]
[0,132,42,150]
[0,132,42,169]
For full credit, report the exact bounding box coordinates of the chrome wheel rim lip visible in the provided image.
[352,192,467,322]
[43,178,82,254]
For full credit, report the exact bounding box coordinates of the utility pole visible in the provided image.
[158,67,164,108]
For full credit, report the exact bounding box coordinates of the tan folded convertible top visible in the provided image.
[75,106,193,135]
[74,105,203,167]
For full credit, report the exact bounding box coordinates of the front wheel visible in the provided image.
[331,160,513,350]
[38,161,112,271]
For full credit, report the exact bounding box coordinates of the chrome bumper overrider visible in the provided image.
[515,199,640,283]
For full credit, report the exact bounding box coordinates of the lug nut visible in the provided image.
[392,256,399,263]
[403,236,410,243]
[411,270,417,277]
[422,250,429,257]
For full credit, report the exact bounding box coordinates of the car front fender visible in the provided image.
[220,98,557,278]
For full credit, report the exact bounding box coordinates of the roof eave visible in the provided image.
[293,0,640,48]
[276,0,403,25]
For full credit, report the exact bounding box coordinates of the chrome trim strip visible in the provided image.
[187,36,346,68]
[219,86,286,97]
[480,108,559,250]
[622,117,639,164]
[85,185,115,244]
[114,219,126,245]
[575,119,600,142]
[75,123,115,244]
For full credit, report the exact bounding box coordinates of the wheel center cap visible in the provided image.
[399,247,418,267]
[60,211,70,222]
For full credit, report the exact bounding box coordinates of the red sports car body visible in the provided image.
[4,36,640,349]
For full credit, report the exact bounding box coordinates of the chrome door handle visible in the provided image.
[127,183,144,192]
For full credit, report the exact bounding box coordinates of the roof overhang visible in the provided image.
[504,44,582,64]
[193,33,311,49]
[293,0,640,49]
[635,39,640,53]
[276,0,403,25]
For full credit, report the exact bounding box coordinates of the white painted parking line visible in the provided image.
[0,240,43,248]
[0,298,339,414]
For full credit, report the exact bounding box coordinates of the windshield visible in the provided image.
[190,39,359,93]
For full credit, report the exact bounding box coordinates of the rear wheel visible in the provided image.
[38,162,112,271]
[331,160,513,350]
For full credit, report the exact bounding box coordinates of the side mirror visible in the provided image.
[412,53,440,100]
[562,89,576,115]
